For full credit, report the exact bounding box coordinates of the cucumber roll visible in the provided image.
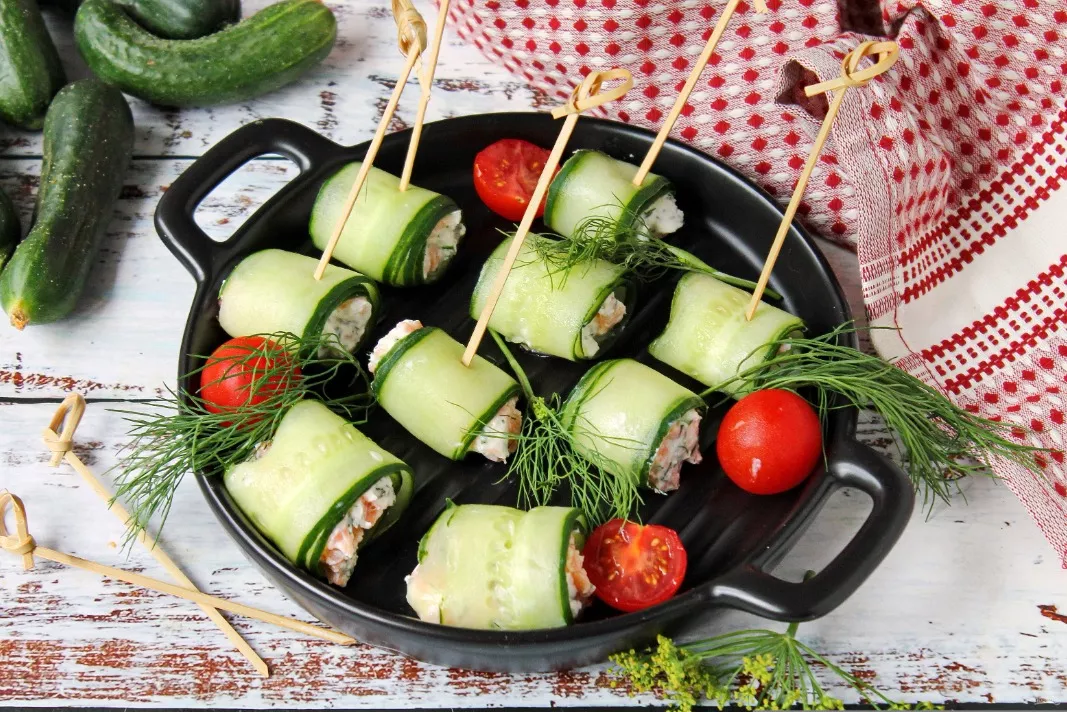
[406,504,595,629]
[309,163,465,286]
[562,358,705,492]
[544,150,683,241]
[224,399,414,587]
[218,249,381,355]
[648,273,805,396]
[470,234,635,361]
[369,320,522,462]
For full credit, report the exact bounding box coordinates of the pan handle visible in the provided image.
[155,118,342,283]
[706,438,915,620]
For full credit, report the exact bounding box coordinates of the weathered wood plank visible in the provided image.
[0,403,1064,706]
[0,0,543,159]
[0,157,299,398]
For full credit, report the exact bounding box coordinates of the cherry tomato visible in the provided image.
[582,519,687,613]
[200,336,301,421]
[473,138,555,221]
[716,389,822,495]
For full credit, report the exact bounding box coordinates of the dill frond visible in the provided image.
[110,331,373,548]
[528,201,781,298]
[489,330,645,524]
[707,323,1049,509]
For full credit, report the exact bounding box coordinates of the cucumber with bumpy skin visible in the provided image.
[648,273,805,397]
[224,399,414,580]
[74,0,336,107]
[0,0,66,130]
[40,0,240,39]
[218,249,381,355]
[406,504,587,629]
[0,187,19,271]
[0,79,133,330]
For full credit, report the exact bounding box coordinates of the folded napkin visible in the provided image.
[448,0,1067,563]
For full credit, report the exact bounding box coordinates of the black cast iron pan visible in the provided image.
[155,113,914,672]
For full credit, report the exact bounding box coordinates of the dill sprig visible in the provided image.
[490,331,644,524]
[110,331,373,548]
[610,623,939,711]
[706,324,1048,509]
[530,202,780,298]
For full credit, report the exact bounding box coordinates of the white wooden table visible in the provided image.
[1,1,1064,707]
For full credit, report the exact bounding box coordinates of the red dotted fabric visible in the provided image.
[448,0,1067,562]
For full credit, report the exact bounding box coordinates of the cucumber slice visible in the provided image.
[223,399,413,578]
[648,273,805,397]
[470,234,634,361]
[371,326,520,460]
[544,150,674,240]
[562,358,705,488]
[309,162,462,286]
[406,504,586,630]
[218,249,380,353]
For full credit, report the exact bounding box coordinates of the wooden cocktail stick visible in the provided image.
[398,0,451,191]
[462,68,634,366]
[745,40,898,319]
[0,491,357,647]
[314,0,428,280]
[632,0,768,186]
[40,395,269,677]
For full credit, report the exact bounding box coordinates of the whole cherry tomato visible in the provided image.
[716,389,822,495]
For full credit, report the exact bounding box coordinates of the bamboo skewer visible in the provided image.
[314,0,428,280]
[399,0,451,191]
[40,395,269,677]
[744,40,899,319]
[632,0,768,187]
[0,490,357,647]
[462,68,634,366]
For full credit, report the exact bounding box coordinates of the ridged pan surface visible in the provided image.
[155,113,915,672]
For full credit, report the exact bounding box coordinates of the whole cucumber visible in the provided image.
[0,186,19,270]
[0,0,67,130]
[0,79,134,329]
[39,0,241,40]
[74,0,337,107]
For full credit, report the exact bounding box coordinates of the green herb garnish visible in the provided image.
[611,623,939,711]
[111,331,373,548]
[489,330,644,524]
[706,324,1047,508]
[530,202,780,298]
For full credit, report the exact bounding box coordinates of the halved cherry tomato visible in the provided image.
[582,519,687,613]
[200,336,301,421]
[716,389,822,495]
[473,138,555,221]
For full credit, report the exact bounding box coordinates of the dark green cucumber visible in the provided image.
[0,186,20,270]
[0,0,66,130]
[0,79,133,330]
[74,0,337,107]
[41,0,240,39]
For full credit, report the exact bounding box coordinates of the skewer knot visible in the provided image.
[551,68,634,119]
[0,491,37,568]
[392,0,428,58]
[42,394,85,467]
[804,40,900,97]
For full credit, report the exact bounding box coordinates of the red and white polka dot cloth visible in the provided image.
[447,0,1067,563]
